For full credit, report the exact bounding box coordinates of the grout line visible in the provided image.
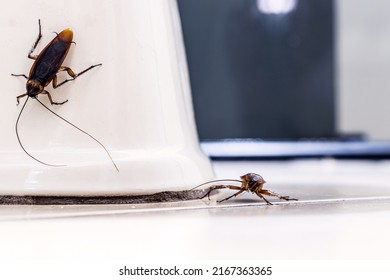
[2,195,390,221]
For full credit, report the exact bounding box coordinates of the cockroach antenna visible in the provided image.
[15,97,65,167]
[190,178,243,191]
[36,98,119,172]
[15,97,119,172]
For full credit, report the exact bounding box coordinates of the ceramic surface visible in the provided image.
[0,0,213,195]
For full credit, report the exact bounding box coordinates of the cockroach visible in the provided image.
[12,19,119,172]
[193,173,297,205]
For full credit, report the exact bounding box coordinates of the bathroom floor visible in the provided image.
[1,159,390,260]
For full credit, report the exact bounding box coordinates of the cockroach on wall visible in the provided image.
[12,19,119,172]
[193,173,297,205]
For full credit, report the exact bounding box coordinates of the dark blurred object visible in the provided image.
[178,0,335,140]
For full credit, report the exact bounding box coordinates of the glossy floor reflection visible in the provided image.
[1,159,390,259]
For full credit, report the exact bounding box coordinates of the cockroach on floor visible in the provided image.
[12,19,119,172]
[193,173,297,205]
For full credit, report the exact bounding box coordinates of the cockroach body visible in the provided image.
[13,20,101,105]
[12,20,118,172]
[195,173,297,205]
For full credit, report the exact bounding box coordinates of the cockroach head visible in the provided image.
[26,80,43,97]
[240,173,266,191]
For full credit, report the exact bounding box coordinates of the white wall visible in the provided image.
[337,0,390,140]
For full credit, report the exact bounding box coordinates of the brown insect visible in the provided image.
[12,19,119,171]
[194,173,297,205]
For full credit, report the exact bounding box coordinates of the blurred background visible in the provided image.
[178,0,390,157]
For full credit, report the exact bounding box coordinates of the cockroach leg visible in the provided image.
[41,90,68,105]
[217,189,245,203]
[16,93,28,105]
[201,185,242,200]
[255,191,273,205]
[28,19,42,60]
[260,189,298,202]
[58,66,76,76]
[75,64,102,76]
[11,74,29,79]
[200,185,223,199]
[53,64,102,88]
